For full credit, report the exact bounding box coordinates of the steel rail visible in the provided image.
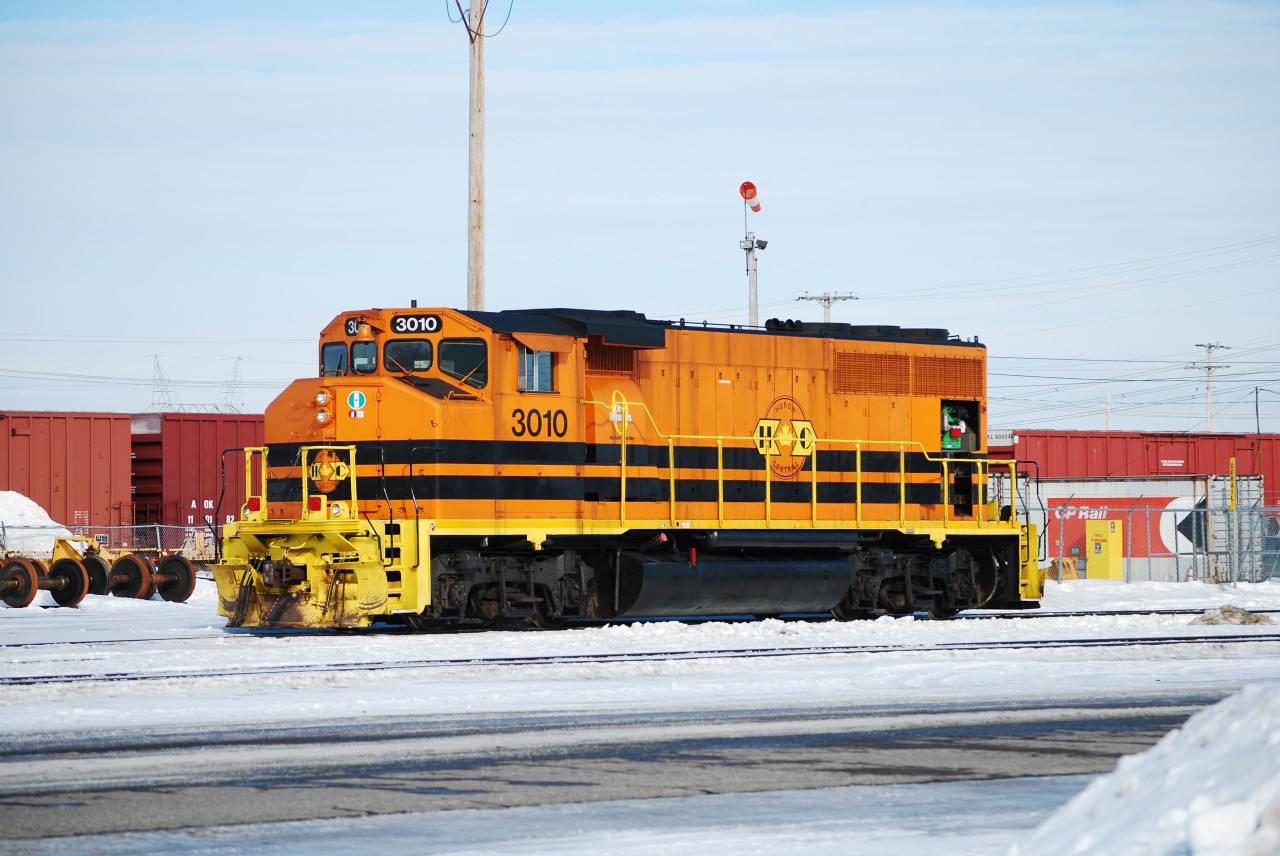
[5,632,1280,688]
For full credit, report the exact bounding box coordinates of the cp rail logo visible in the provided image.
[752,396,817,479]
[308,449,351,494]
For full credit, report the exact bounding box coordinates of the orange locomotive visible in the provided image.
[212,306,1041,629]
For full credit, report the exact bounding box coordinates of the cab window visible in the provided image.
[385,339,433,374]
[439,338,487,388]
[321,343,348,376]
[518,347,554,392]
[352,341,378,374]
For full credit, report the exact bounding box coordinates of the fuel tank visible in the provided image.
[602,552,853,618]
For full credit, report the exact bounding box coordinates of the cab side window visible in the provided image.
[439,338,487,388]
[321,343,348,376]
[352,341,378,374]
[518,347,554,392]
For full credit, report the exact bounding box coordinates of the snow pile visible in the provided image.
[1192,604,1274,625]
[0,490,71,554]
[1014,682,1280,856]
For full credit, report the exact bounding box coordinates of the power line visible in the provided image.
[858,235,1280,300]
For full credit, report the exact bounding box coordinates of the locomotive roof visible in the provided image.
[457,307,980,348]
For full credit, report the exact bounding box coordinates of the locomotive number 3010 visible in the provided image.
[511,408,569,438]
[390,314,442,334]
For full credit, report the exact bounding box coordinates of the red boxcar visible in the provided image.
[131,413,264,528]
[0,411,134,528]
[989,430,1279,507]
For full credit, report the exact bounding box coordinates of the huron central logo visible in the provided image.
[309,449,350,494]
[752,396,816,479]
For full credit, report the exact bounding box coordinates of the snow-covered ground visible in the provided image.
[3,483,1280,854]
[3,580,1279,854]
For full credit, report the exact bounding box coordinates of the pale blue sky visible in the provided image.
[1,2,1277,431]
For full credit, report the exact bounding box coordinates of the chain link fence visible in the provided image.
[1035,504,1280,584]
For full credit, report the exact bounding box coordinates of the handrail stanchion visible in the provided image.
[898,444,907,527]
[668,437,677,525]
[717,440,725,526]
[855,443,863,526]
[811,444,819,525]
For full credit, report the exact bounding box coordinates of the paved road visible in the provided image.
[0,694,1215,840]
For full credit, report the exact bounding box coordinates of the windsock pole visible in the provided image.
[738,182,765,327]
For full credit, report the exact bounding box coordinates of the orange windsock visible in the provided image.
[739,181,761,213]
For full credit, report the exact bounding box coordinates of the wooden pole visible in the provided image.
[466,1,485,311]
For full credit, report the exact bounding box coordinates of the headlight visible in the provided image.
[316,391,329,406]
[316,409,330,424]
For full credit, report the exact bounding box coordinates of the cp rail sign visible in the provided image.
[752,396,816,480]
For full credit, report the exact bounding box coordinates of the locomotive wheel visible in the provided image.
[1,559,39,609]
[155,555,198,603]
[109,554,155,599]
[401,612,449,632]
[47,558,91,607]
[83,554,111,596]
[927,606,960,619]
[831,602,874,621]
[531,606,567,630]
[528,588,567,629]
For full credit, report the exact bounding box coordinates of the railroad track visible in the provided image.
[1,605,1275,652]
[964,607,1280,620]
[5,631,1280,689]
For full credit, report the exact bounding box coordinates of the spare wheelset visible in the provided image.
[1,538,202,609]
[1,556,90,608]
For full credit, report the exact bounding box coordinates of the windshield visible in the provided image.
[352,341,377,374]
[321,343,347,376]
[385,339,433,374]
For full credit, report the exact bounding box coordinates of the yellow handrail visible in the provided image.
[580,396,1018,530]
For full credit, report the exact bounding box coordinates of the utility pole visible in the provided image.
[1189,342,1231,431]
[797,291,857,324]
[462,1,486,311]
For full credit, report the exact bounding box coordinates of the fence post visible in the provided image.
[1144,506,1153,582]
[1057,506,1066,572]
[1232,508,1241,586]
[154,524,162,555]
[1174,515,1182,581]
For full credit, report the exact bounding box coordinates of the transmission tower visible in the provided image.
[151,355,178,412]
[215,357,245,414]
[151,355,243,413]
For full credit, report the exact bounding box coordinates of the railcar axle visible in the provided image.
[1,557,90,608]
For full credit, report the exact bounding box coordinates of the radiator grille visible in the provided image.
[913,355,984,397]
[585,338,636,375]
[833,352,911,394]
[833,351,984,397]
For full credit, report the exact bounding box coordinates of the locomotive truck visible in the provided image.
[211,306,1041,629]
